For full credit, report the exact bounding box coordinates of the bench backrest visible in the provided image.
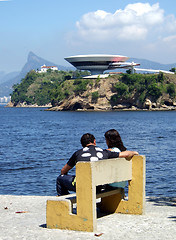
[76,157,132,186]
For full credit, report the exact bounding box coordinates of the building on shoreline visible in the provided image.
[64,54,140,75]
[0,96,11,103]
[65,54,174,76]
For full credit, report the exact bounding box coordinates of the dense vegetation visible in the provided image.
[11,70,90,106]
[111,72,176,105]
[11,69,176,108]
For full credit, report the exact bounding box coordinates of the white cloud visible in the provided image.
[118,25,147,40]
[163,35,176,42]
[66,2,176,64]
[73,2,176,43]
[162,14,176,32]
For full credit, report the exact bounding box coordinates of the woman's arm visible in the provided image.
[119,150,139,160]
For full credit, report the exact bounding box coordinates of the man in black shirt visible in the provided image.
[56,133,138,196]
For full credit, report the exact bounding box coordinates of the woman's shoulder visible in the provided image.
[109,147,121,153]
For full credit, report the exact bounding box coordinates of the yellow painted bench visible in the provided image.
[46,155,146,232]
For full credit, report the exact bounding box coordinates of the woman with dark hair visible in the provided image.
[104,129,128,188]
[104,129,127,152]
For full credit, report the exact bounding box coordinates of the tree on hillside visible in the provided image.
[170,67,176,73]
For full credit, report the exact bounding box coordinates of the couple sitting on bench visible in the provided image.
[56,129,139,196]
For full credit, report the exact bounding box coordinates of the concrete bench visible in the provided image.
[46,155,146,232]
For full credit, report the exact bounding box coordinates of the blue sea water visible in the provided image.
[0,106,175,197]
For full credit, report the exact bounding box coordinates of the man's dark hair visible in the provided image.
[104,129,126,151]
[80,133,95,147]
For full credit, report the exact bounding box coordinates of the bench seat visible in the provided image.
[56,188,123,205]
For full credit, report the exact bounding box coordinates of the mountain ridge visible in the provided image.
[130,57,176,71]
[0,52,176,97]
[0,52,73,97]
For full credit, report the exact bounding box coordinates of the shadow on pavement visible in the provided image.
[147,196,176,207]
[147,197,176,222]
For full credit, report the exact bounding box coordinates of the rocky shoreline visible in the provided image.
[46,104,176,112]
[46,96,176,111]
[6,101,52,108]
[6,100,176,111]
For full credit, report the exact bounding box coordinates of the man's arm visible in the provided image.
[60,151,77,175]
[61,163,72,175]
[119,150,139,160]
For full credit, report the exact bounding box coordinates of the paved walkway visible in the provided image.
[0,195,175,240]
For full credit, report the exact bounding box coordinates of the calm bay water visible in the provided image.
[0,106,175,197]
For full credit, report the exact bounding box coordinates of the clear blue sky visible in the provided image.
[1,0,176,73]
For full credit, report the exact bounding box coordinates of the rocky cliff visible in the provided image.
[47,74,176,111]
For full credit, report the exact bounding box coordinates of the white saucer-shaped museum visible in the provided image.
[65,54,129,75]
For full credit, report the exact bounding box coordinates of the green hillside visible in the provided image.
[11,70,89,106]
[10,70,176,110]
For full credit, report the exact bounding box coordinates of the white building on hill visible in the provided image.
[38,64,58,73]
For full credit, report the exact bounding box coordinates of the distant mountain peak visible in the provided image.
[21,52,58,74]
[0,51,73,97]
[27,51,44,63]
[28,51,36,57]
[27,51,40,62]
